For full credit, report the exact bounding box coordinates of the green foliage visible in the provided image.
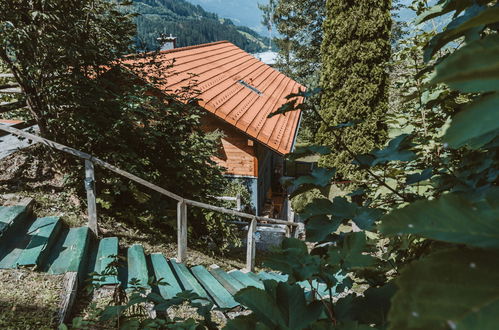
[230,1,499,329]
[388,249,499,329]
[0,0,230,245]
[381,188,499,248]
[316,0,392,179]
[227,280,325,329]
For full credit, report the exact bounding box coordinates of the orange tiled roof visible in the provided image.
[125,41,304,155]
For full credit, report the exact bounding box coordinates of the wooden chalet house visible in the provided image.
[126,41,304,219]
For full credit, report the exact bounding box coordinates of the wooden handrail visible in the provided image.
[0,123,296,226]
[0,123,298,268]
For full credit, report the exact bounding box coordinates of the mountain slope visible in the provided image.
[129,0,270,53]
[187,0,267,33]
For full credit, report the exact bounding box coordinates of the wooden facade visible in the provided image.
[201,114,258,177]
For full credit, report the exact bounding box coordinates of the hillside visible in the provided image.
[187,0,267,33]
[129,0,270,52]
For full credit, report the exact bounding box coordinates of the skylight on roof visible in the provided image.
[238,80,263,96]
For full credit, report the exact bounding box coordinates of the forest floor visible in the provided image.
[0,269,63,329]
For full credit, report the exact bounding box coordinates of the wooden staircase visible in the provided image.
[0,203,334,318]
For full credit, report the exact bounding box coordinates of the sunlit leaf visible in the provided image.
[405,168,433,185]
[286,145,332,160]
[381,188,499,248]
[388,249,499,329]
[371,134,416,166]
[431,34,499,92]
[444,93,499,149]
[423,4,499,62]
[327,232,375,269]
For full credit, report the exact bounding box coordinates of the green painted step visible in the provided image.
[0,207,34,269]
[127,244,150,289]
[246,271,264,284]
[228,270,264,290]
[92,237,119,286]
[0,205,28,235]
[150,253,182,299]
[209,266,246,296]
[16,217,62,268]
[257,271,280,282]
[170,259,211,305]
[191,265,238,309]
[266,272,288,282]
[46,227,90,277]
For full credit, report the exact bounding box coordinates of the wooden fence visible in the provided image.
[0,123,298,271]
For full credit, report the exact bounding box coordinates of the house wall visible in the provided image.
[201,114,259,213]
[200,114,286,217]
[201,115,257,177]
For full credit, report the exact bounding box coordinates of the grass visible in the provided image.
[0,269,63,329]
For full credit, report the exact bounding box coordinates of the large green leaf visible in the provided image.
[306,215,341,242]
[292,167,336,188]
[300,197,383,230]
[300,199,335,220]
[415,0,492,25]
[431,34,499,93]
[405,168,433,185]
[388,249,499,330]
[327,232,375,269]
[371,134,416,166]
[380,188,499,248]
[287,145,332,161]
[264,238,322,282]
[232,281,324,329]
[336,283,396,327]
[424,4,499,62]
[443,93,499,149]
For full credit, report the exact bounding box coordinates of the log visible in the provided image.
[57,272,78,325]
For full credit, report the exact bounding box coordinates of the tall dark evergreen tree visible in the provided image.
[317,0,392,177]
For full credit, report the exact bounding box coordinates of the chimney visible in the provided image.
[157,33,177,51]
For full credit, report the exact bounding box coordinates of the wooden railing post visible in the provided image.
[236,193,241,211]
[245,217,257,272]
[177,200,187,262]
[84,160,98,236]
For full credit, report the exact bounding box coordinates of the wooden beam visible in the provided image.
[0,88,22,94]
[185,199,298,226]
[0,100,27,113]
[245,218,257,272]
[91,157,184,202]
[85,160,98,236]
[57,272,78,325]
[177,200,188,263]
[0,120,36,138]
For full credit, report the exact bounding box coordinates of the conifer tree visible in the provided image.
[317,0,392,177]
